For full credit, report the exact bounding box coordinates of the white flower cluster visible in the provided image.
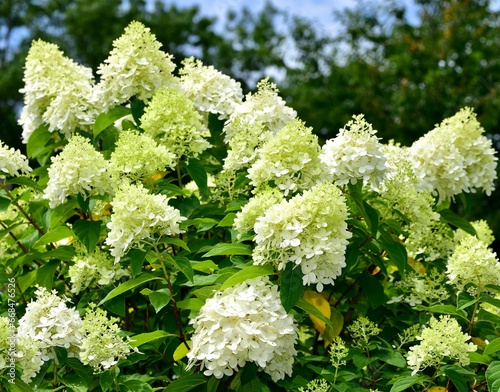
[446,235,500,292]
[407,315,477,375]
[140,86,211,162]
[105,182,185,261]
[109,130,175,183]
[253,182,352,291]
[320,114,387,187]
[94,21,176,110]
[69,244,129,294]
[16,287,83,382]
[18,40,96,142]
[187,276,297,382]
[43,135,112,208]
[15,287,135,383]
[223,78,296,171]
[409,107,498,202]
[179,57,243,119]
[248,120,326,195]
[0,141,31,177]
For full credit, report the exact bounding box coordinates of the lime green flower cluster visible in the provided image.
[380,142,454,261]
[79,305,137,372]
[19,40,96,142]
[233,187,283,238]
[105,182,186,261]
[407,315,476,375]
[347,316,381,348]
[109,130,175,183]
[253,182,351,291]
[140,87,211,162]
[69,244,129,294]
[248,120,326,195]
[446,235,500,292]
[0,316,10,369]
[454,219,495,246]
[298,378,331,392]
[179,57,243,119]
[43,135,112,208]
[94,21,176,110]
[223,78,296,171]
[409,107,497,202]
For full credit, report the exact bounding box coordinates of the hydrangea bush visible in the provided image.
[1,21,500,391]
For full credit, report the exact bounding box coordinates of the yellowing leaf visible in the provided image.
[149,171,167,182]
[173,341,191,361]
[303,290,331,334]
[426,387,445,392]
[323,307,344,347]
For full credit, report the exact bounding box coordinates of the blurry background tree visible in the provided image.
[1,0,499,246]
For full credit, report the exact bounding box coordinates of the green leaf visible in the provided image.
[128,249,148,278]
[99,273,162,305]
[415,304,468,319]
[93,105,130,138]
[377,350,406,368]
[50,200,78,228]
[485,337,500,356]
[173,256,194,283]
[158,237,191,252]
[359,270,387,309]
[378,227,408,273]
[218,213,237,227]
[100,368,119,392]
[36,259,60,289]
[439,209,476,235]
[0,194,10,211]
[444,369,469,392]
[123,380,153,392]
[468,352,492,365]
[295,298,333,329]
[176,298,205,311]
[131,99,146,125]
[33,226,73,248]
[389,375,425,392]
[163,374,207,392]
[202,242,252,258]
[219,265,274,291]
[486,361,500,392]
[12,378,35,392]
[72,219,102,253]
[7,176,43,192]
[54,346,68,365]
[130,330,177,348]
[280,263,305,312]
[185,158,208,198]
[182,217,218,232]
[65,358,94,389]
[141,288,172,313]
[26,124,52,159]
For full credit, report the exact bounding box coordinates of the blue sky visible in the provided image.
[164,0,373,34]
